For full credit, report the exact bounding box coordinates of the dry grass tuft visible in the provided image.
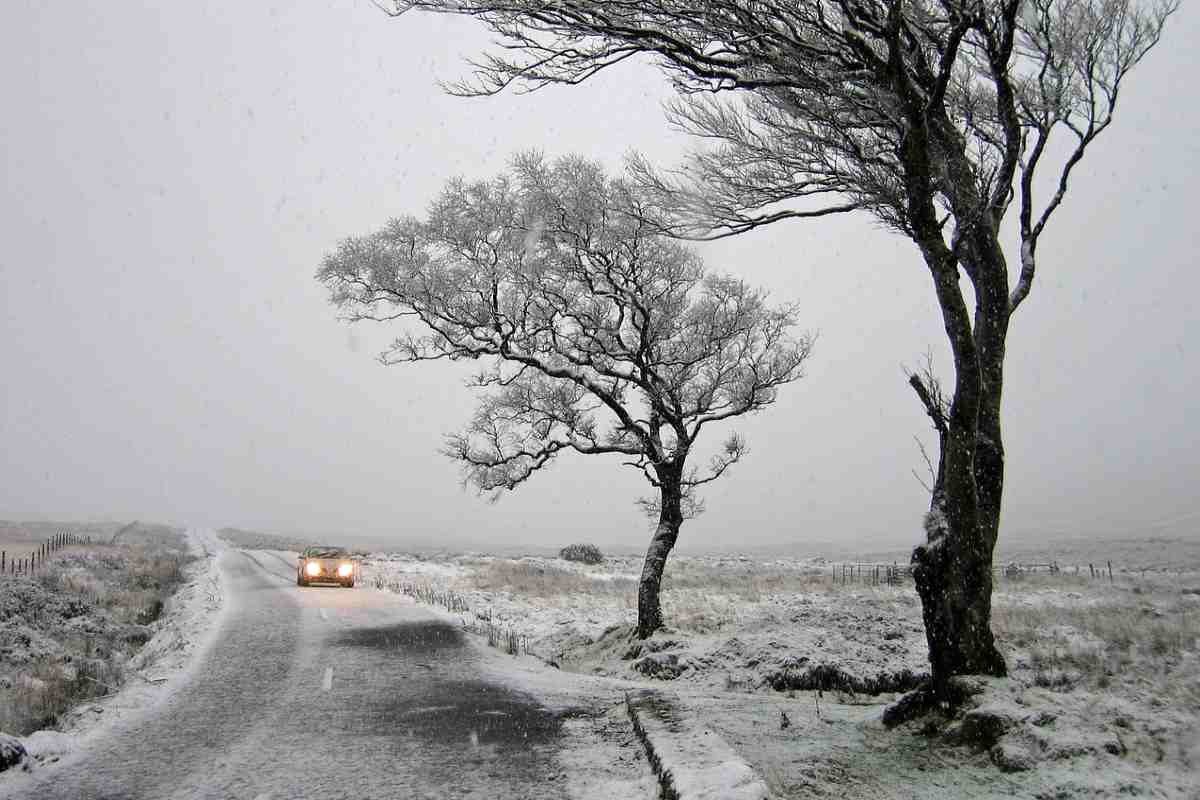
[461,557,833,605]
[660,559,832,600]
[993,596,1199,690]
[661,590,741,633]
[468,560,638,598]
[0,653,125,735]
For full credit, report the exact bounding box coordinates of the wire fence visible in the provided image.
[830,562,910,586]
[1,530,93,578]
[370,575,532,656]
[829,559,1121,586]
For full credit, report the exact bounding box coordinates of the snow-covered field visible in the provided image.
[11,522,1195,796]
[361,543,1200,799]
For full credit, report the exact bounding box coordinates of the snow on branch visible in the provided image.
[317,153,813,502]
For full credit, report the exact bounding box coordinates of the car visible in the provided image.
[296,546,357,588]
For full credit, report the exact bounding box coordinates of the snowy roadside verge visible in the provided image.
[626,688,770,800]
[363,550,1200,799]
[369,580,768,800]
[360,554,931,696]
[11,528,228,770]
[368,584,661,799]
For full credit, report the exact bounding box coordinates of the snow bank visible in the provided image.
[11,528,227,767]
[626,688,769,800]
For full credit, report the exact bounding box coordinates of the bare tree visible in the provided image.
[382,0,1176,692]
[317,154,813,638]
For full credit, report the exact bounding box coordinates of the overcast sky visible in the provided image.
[3,1,1197,555]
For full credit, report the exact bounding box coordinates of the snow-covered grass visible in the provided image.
[0,524,193,736]
[367,552,926,681]
[365,543,1200,798]
[215,526,320,553]
[469,558,638,599]
[996,597,1197,688]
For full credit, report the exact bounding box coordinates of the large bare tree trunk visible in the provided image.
[637,467,683,639]
[911,498,1007,691]
[911,248,1008,693]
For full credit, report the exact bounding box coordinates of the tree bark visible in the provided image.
[911,244,1009,693]
[637,466,684,639]
[912,500,1007,692]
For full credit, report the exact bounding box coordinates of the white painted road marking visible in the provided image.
[319,608,328,621]
[322,667,333,691]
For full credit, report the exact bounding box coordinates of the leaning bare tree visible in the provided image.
[384,0,1175,692]
[317,154,812,637]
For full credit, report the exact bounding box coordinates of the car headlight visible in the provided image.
[305,561,322,576]
[337,563,353,578]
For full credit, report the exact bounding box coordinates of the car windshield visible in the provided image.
[305,547,345,559]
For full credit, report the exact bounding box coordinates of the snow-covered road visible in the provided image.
[5,545,578,799]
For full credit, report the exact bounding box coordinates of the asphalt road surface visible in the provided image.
[7,548,576,799]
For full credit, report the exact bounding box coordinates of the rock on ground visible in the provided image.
[0,733,28,773]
